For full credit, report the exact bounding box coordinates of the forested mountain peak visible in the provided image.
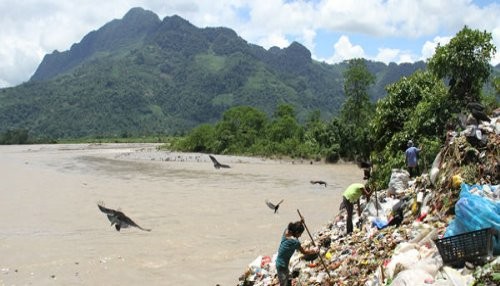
[2,7,427,139]
[31,7,160,81]
[123,7,160,23]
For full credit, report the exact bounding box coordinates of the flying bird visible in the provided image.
[265,199,284,214]
[310,180,327,187]
[97,202,151,232]
[209,155,230,169]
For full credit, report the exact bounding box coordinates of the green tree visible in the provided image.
[0,128,30,144]
[490,75,500,107]
[302,110,334,160]
[267,104,301,143]
[266,104,304,156]
[494,76,500,96]
[428,26,496,106]
[369,70,448,189]
[174,123,215,152]
[214,106,268,153]
[339,58,375,160]
[341,58,375,126]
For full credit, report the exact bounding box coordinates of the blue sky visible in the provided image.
[0,0,499,88]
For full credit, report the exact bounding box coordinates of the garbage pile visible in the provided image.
[238,113,499,286]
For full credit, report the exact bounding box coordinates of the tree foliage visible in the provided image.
[338,58,375,160]
[369,71,449,188]
[0,128,30,144]
[214,106,268,154]
[428,25,496,106]
[172,104,311,158]
[368,26,497,189]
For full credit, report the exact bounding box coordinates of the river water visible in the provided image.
[0,143,363,285]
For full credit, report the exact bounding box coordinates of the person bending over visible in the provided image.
[275,220,318,286]
[341,183,371,235]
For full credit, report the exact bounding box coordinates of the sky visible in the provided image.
[1,0,499,88]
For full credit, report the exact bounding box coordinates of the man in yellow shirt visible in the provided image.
[342,183,371,234]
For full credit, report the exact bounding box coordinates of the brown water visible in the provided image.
[0,144,362,285]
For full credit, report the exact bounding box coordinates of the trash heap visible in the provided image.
[238,113,499,286]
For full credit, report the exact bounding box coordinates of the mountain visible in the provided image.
[0,7,426,139]
[32,8,161,81]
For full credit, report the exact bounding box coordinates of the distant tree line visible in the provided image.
[0,129,30,144]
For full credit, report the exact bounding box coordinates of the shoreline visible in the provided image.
[12,142,356,166]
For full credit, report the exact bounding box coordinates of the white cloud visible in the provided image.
[326,35,365,63]
[299,28,317,53]
[0,0,135,87]
[316,0,389,36]
[0,34,46,88]
[374,48,401,63]
[0,0,499,87]
[421,36,452,62]
[491,27,500,66]
[398,54,415,64]
[257,33,290,49]
[0,79,9,89]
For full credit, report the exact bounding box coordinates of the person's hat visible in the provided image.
[407,140,413,146]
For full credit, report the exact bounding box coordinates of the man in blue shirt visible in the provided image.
[405,140,422,178]
[275,220,318,286]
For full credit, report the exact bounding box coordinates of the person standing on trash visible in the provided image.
[405,140,422,178]
[341,183,371,235]
[275,220,318,286]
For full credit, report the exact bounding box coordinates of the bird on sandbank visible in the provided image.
[310,180,327,187]
[265,199,284,214]
[97,202,151,232]
[209,155,230,169]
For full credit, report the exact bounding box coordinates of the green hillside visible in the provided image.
[0,7,429,139]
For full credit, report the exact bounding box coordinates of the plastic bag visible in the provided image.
[390,269,434,286]
[388,169,409,196]
[429,151,442,186]
[445,183,500,254]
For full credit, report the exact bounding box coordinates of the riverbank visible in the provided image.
[238,118,500,285]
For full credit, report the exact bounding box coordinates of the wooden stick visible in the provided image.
[297,209,332,281]
[380,264,385,284]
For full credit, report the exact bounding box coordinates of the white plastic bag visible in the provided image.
[391,269,434,286]
[388,169,409,196]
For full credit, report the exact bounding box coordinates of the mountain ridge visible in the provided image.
[2,7,428,139]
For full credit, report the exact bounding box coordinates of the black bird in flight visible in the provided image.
[97,202,151,232]
[209,155,230,169]
[310,180,327,187]
[266,199,284,214]
[467,102,491,123]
